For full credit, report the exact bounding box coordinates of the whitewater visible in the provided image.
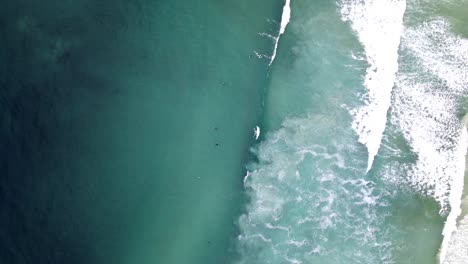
[393,14,468,262]
[270,0,291,65]
[236,0,468,263]
[340,0,406,173]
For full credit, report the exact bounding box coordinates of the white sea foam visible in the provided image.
[444,119,468,264]
[392,78,465,209]
[444,215,468,264]
[339,0,406,172]
[269,0,291,65]
[237,115,394,263]
[440,127,467,263]
[398,17,468,207]
[390,17,468,263]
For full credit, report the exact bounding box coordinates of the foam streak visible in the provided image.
[269,0,291,66]
[440,126,467,263]
[340,0,406,172]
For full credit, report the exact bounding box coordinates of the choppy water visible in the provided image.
[237,0,468,263]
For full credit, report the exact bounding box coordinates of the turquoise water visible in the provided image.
[2,0,468,264]
[237,0,468,263]
[2,0,281,263]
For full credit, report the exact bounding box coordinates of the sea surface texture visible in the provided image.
[237,0,468,264]
[1,0,280,263]
[1,0,468,264]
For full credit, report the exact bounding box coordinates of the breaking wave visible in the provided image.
[340,0,406,172]
[391,17,468,263]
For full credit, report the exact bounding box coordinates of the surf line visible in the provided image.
[340,0,406,173]
[269,0,291,66]
[439,121,468,263]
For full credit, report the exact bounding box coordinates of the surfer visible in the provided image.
[254,126,260,140]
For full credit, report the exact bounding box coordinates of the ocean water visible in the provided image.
[237,0,468,264]
[2,0,468,264]
[1,0,281,263]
